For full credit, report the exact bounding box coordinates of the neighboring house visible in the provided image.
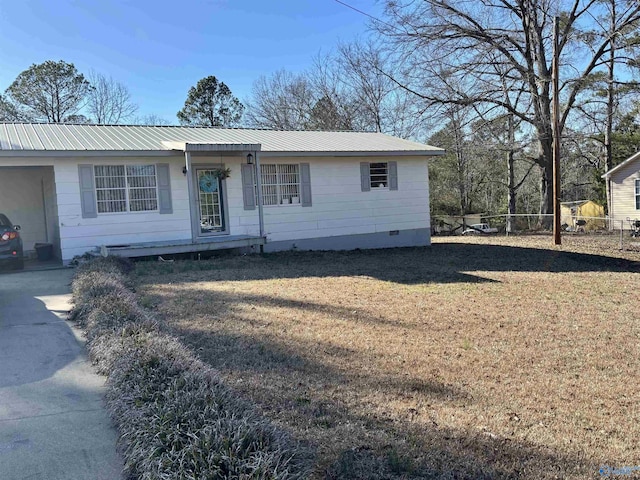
[0,123,443,264]
[560,200,605,231]
[602,151,640,229]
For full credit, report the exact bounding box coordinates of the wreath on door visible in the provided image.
[199,174,218,193]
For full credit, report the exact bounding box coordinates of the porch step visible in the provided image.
[101,235,265,258]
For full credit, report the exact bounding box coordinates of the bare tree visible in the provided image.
[245,70,315,129]
[336,40,426,138]
[87,71,138,124]
[245,60,359,131]
[376,0,640,218]
[133,113,172,126]
[305,94,353,130]
[308,52,360,130]
[244,45,427,136]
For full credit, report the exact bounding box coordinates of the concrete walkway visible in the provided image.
[0,269,123,480]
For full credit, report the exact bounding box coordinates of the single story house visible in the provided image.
[602,151,640,229]
[0,123,443,264]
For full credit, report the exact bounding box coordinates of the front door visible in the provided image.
[195,168,226,235]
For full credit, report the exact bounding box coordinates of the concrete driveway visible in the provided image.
[0,268,123,479]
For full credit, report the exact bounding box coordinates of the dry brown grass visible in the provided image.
[136,234,640,479]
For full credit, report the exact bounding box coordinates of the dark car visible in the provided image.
[0,214,24,270]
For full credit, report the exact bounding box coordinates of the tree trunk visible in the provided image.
[532,129,555,223]
[539,159,554,228]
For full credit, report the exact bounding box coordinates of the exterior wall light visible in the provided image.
[246,153,254,164]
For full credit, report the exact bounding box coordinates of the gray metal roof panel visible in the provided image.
[23,124,46,149]
[0,123,443,155]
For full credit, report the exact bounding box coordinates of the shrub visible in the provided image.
[86,321,158,375]
[70,258,311,479]
[75,255,135,276]
[69,271,131,324]
[83,292,150,339]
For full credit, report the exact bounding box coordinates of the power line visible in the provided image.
[333,0,400,32]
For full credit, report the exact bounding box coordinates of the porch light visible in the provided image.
[246,153,254,164]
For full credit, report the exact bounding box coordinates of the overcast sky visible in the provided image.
[0,0,381,122]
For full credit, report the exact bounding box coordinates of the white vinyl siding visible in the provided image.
[369,162,388,188]
[52,156,261,262]
[95,165,158,213]
[9,154,429,263]
[259,164,301,206]
[608,158,640,225]
[262,157,429,242]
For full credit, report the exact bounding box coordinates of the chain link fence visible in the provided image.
[432,214,640,237]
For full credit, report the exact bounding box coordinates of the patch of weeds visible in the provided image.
[326,447,390,480]
[138,294,157,309]
[386,448,415,475]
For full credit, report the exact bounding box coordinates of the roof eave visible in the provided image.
[259,149,445,157]
[602,150,640,178]
[0,148,445,158]
[0,150,180,158]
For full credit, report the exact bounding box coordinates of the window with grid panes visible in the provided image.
[94,165,158,213]
[257,164,301,205]
[636,179,640,210]
[369,162,388,188]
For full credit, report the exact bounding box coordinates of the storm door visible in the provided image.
[195,168,226,235]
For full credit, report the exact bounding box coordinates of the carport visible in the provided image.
[0,166,60,264]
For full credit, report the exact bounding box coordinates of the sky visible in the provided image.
[0,0,382,123]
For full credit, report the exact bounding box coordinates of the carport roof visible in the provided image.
[0,123,443,157]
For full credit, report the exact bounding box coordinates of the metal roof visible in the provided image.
[0,123,443,156]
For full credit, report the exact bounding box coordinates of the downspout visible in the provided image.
[184,150,197,242]
[254,150,265,248]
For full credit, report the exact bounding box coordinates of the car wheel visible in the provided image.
[12,258,24,270]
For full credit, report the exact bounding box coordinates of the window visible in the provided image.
[369,162,388,188]
[95,165,158,213]
[258,164,301,206]
[636,179,640,210]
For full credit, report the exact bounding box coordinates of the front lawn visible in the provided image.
[136,235,640,479]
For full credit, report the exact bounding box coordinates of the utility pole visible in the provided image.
[552,16,562,245]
